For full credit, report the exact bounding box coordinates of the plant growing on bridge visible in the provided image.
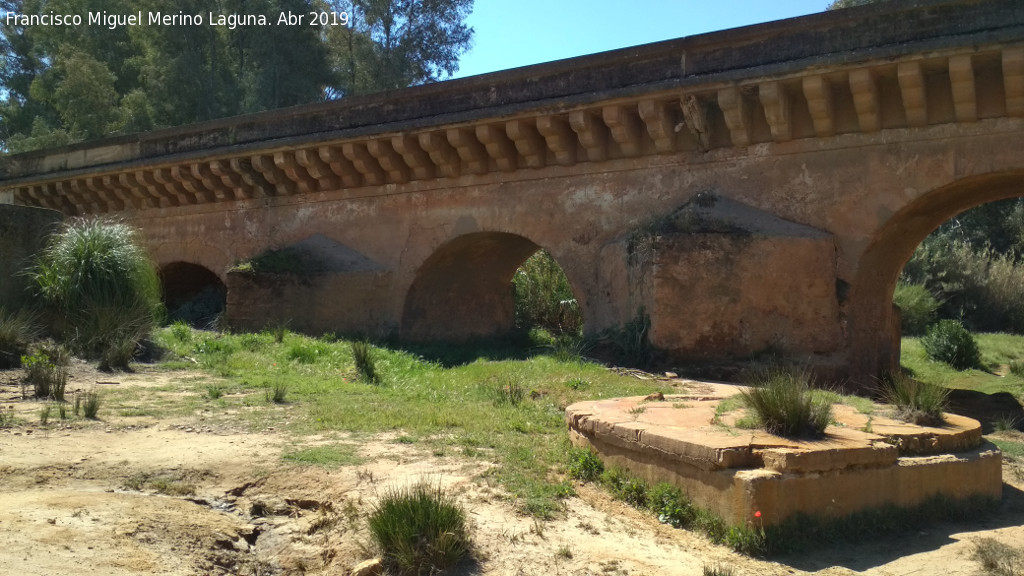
[739,367,832,438]
[31,218,161,369]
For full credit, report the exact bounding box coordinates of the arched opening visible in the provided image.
[159,262,227,328]
[848,172,1024,382]
[401,232,582,342]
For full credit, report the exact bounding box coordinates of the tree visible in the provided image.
[326,0,473,96]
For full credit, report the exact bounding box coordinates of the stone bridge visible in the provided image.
[3,0,1024,383]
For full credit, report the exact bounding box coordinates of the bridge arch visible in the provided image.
[847,171,1024,382]
[159,262,227,328]
[400,232,584,341]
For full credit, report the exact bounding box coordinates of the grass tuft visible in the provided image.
[21,341,70,401]
[878,372,949,426]
[484,376,525,406]
[739,367,832,438]
[351,340,379,383]
[0,307,41,369]
[368,483,471,575]
[265,381,288,404]
[80,391,101,419]
[972,538,1023,576]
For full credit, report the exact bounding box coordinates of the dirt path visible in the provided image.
[1,367,1023,575]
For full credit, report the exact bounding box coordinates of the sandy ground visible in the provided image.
[1,364,1023,576]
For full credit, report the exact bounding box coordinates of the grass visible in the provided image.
[900,333,1024,396]
[368,483,471,575]
[122,471,200,496]
[265,381,288,403]
[0,307,41,369]
[739,368,832,438]
[351,340,379,383]
[282,444,364,468]
[81,391,101,419]
[21,342,70,401]
[150,326,672,517]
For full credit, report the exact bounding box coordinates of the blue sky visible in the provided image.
[453,0,829,78]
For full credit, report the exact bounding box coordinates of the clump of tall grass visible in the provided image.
[0,307,41,368]
[31,219,161,370]
[80,390,101,419]
[879,372,949,426]
[368,483,471,575]
[21,341,69,401]
[513,249,582,335]
[351,340,379,383]
[739,367,832,438]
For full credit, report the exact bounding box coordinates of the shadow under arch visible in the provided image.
[847,171,1024,383]
[401,232,583,342]
[158,261,227,327]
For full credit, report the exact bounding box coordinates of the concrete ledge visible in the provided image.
[566,383,1002,526]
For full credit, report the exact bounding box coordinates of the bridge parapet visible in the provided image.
[3,0,1023,214]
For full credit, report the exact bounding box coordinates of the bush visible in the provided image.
[31,219,161,368]
[21,342,69,401]
[879,372,949,426]
[739,368,832,438]
[921,319,982,370]
[513,250,582,335]
[368,483,471,575]
[892,282,939,336]
[80,390,101,419]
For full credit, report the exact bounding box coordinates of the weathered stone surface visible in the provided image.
[566,386,1002,526]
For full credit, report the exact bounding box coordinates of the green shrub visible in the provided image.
[739,368,832,438]
[169,320,192,342]
[879,372,949,426]
[0,307,41,368]
[567,446,604,483]
[368,483,471,576]
[287,340,326,364]
[921,319,982,370]
[892,282,939,336]
[513,249,582,335]
[647,483,696,528]
[351,340,379,383]
[21,342,69,401]
[601,466,649,508]
[31,219,161,368]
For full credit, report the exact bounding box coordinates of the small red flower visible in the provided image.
[754,510,762,518]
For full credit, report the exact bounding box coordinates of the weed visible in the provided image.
[58,403,67,420]
[169,320,192,342]
[486,376,525,406]
[739,367,832,438]
[73,394,81,417]
[269,323,289,344]
[368,483,471,575]
[973,538,1024,576]
[555,546,573,559]
[21,342,69,401]
[81,391,101,419]
[205,384,225,400]
[565,377,590,390]
[878,372,949,426]
[567,446,604,483]
[550,334,589,363]
[599,309,652,367]
[39,403,52,425]
[122,472,197,496]
[922,319,982,370]
[351,340,379,383]
[703,564,735,576]
[0,406,14,428]
[602,466,648,508]
[627,406,646,416]
[265,381,288,404]
[287,340,326,364]
[647,483,696,528]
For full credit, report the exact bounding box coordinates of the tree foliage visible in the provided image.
[1,0,473,151]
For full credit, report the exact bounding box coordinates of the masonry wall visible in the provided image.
[0,205,62,310]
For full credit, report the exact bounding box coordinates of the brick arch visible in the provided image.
[158,262,227,327]
[400,232,585,341]
[847,171,1024,383]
